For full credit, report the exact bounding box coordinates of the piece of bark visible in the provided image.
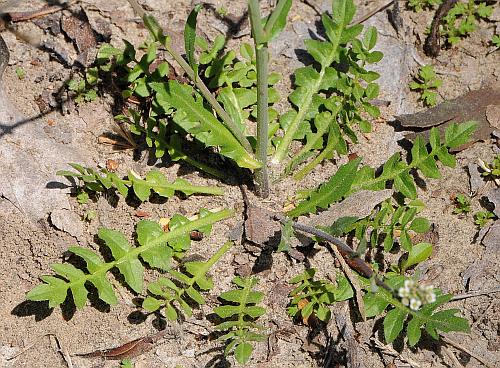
[61,8,98,67]
[424,0,458,57]
[396,86,500,149]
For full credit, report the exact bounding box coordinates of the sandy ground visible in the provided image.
[0,0,499,367]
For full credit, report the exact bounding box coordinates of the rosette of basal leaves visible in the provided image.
[288,268,353,324]
[272,0,383,172]
[362,276,470,346]
[288,122,476,218]
[142,241,233,320]
[150,80,261,169]
[26,209,233,310]
[57,164,223,201]
[213,277,266,365]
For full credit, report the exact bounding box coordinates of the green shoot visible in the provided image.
[120,359,134,368]
[492,34,500,48]
[473,211,496,228]
[407,0,442,11]
[442,0,494,45]
[478,155,500,185]
[452,194,471,215]
[57,164,224,202]
[142,241,233,320]
[67,67,99,104]
[287,268,353,324]
[15,67,25,80]
[409,65,442,107]
[213,276,266,365]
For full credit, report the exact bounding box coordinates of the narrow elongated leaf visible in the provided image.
[59,165,222,201]
[407,316,422,346]
[288,158,361,217]
[151,81,260,169]
[263,0,292,42]
[184,4,202,78]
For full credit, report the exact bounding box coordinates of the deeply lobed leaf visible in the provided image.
[26,209,233,310]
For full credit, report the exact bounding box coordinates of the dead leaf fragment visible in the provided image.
[77,328,174,360]
[306,189,394,227]
[105,159,119,171]
[61,9,98,67]
[396,86,500,149]
[134,210,150,218]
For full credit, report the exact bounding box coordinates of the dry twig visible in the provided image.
[371,338,421,368]
[451,287,500,301]
[440,334,494,368]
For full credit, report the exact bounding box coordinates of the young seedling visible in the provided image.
[478,155,500,185]
[453,193,472,214]
[407,0,442,11]
[213,276,266,365]
[492,34,500,48]
[287,268,353,324]
[409,65,442,107]
[473,210,496,228]
[67,67,99,104]
[442,0,494,45]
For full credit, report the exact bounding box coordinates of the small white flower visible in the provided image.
[409,298,422,311]
[399,287,410,298]
[402,297,410,306]
[425,292,436,303]
[404,279,415,290]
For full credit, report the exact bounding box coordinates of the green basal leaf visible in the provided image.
[151,80,260,169]
[214,276,265,364]
[287,158,361,217]
[402,242,433,271]
[58,164,223,202]
[184,4,202,78]
[26,209,233,310]
[384,308,407,343]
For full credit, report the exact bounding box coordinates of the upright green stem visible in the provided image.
[249,0,270,198]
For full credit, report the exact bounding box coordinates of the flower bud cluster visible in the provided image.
[398,279,436,311]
